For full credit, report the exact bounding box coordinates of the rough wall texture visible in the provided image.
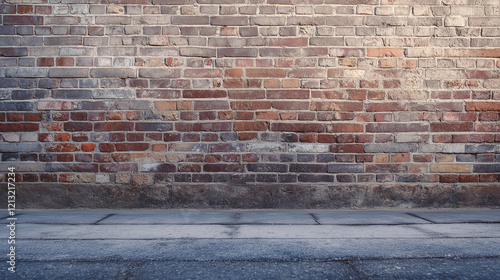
[0,0,500,208]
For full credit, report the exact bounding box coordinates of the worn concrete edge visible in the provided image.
[2,183,499,209]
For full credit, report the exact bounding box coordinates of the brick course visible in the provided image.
[0,0,499,208]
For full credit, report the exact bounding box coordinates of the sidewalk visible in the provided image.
[1,209,500,279]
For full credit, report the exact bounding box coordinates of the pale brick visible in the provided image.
[430,164,472,173]
[289,143,330,153]
[445,16,466,27]
[21,132,38,142]
[96,174,110,183]
[375,6,393,16]
[413,6,431,16]
[2,133,20,143]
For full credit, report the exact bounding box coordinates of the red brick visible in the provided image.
[269,38,308,47]
[440,175,459,183]
[231,101,271,110]
[37,57,54,67]
[299,134,318,143]
[234,122,268,131]
[56,57,74,66]
[55,133,71,141]
[99,143,116,153]
[327,124,364,133]
[431,122,473,132]
[228,90,265,99]
[63,122,92,132]
[272,101,309,110]
[115,143,149,151]
[318,135,336,143]
[7,113,23,122]
[46,143,80,152]
[466,102,500,111]
[194,101,229,110]
[366,102,408,112]
[193,122,232,132]
[81,143,97,152]
[480,174,498,182]
[56,154,73,162]
[3,16,42,25]
[331,144,363,153]
[246,68,286,78]
[433,135,453,143]
[459,175,479,183]
[235,112,253,120]
[267,90,309,99]
[184,69,222,78]
[0,123,39,132]
[183,90,227,98]
[25,113,42,121]
[271,123,325,133]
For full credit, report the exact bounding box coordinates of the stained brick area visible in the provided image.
[0,0,500,208]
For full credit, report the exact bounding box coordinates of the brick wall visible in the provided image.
[1,0,499,208]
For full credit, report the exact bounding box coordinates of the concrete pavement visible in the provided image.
[1,209,499,279]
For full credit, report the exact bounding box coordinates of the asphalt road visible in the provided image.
[1,209,499,279]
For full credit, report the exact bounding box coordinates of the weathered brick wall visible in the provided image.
[1,0,499,208]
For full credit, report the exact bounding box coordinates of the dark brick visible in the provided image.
[328,164,364,173]
[52,90,92,99]
[256,174,278,182]
[231,174,255,183]
[183,90,227,98]
[136,122,173,131]
[290,164,327,173]
[298,174,335,182]
[0,48,28,57]
[337,175,356,182]
[100,164,139,173]
[193,174,214,182]
[474,164,500,173]
[141,163,176,172]
[204,164,244,173]
[0,102,34,111]
[64,122,92,132]
[3,16,43,25]
[45,163,98,172]
[12,90,48,100]
[247,164,287,173]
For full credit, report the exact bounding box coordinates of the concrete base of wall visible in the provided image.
[9,184,500,209]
